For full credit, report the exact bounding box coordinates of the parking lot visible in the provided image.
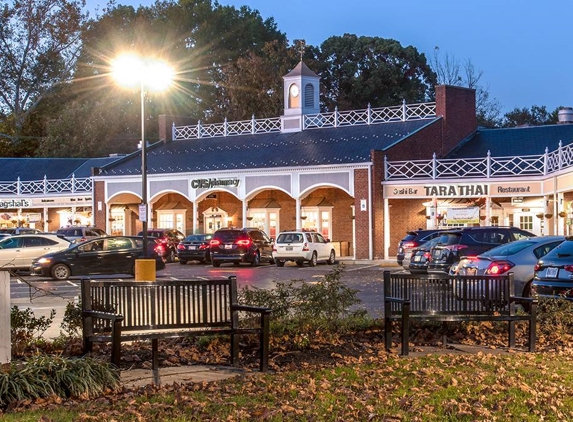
[10,259,400,338]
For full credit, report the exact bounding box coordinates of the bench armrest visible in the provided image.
[510,296,537,305]
[385,297,409,304]
[83,310,124,322]
[232,304,272,315]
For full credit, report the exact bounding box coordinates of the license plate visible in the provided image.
[286,246,293,251]
[413,255,421,262]
[466,267,477,276]
[188,246,196,250]
[224,244,233,249]
[546,267,558,278]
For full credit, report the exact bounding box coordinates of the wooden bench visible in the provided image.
[81,276,271,373]
[383,270,537,355]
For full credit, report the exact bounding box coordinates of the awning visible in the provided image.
[155,201,186,210]
[302,197,333,207]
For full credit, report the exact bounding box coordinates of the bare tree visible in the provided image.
[0,0,87,143]
[431,47,502,127]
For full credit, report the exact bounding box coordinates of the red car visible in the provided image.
[137,229,185,263]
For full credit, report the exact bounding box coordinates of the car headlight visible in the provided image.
[36,257,51,264]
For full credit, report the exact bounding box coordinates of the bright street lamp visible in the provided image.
[112,54,174,257]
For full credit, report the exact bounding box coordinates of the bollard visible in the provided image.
[135,259,156,281]
[0,271,10,363]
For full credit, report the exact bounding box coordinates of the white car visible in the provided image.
[273,231,336,267]
[0,234,71,270]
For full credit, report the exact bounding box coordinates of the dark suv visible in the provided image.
[210,228,274,267]
[427,226,535,274]
[137,229,185,263]
[397,229,444,265]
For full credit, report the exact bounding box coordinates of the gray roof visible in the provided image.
[98,119,436,176]
[0,156,122,182]
[284,61,319,79]
[447,124,573,158]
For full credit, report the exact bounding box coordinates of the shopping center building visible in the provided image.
[4,60,573,260]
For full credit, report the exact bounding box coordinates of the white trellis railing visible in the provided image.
[172,101,437,140]
[0,175,91,196]
[385,141,573,180]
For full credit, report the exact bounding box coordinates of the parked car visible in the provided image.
[0,227,43,236]
[407,236,442,274]
[427,226,536,275]
[138,229,185,263]
[177,234,213,264]
[273,231,336,267]
[209,228,274,267]
[450,235,565,297]
[30,236,165,280]
[532,237,573,300]
[0,234,71,270]
[56,226,108,243]
[397,229,444,265]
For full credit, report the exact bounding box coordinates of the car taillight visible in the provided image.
[155,244,165,254]
[403,241,417,249]
[302,242,309,251]
[210,239,221,246]
[564,265,573,273]
[423,251,431,259]
[177,243,185,250]
[236,239,251,246]
[534,264,541,272]
[485,260,514,275]
[199,244,208,250]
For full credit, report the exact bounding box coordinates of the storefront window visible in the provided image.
[247,209,281,238]
[301,207,332,236]
[157,211,186,232]
[520,215,533,231]
[203,210,227,234]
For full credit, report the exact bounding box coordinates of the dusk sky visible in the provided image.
[86,0,572,114]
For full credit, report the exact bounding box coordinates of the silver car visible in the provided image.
[450,235,565,297]
[273,231,336,267]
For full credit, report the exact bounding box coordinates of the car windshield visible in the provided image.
[277,233,304,243]
[436,233,462,245]
[481,241,535,257]
[215,231,242,241]
[549,240,573,258]
[185,235,209,242]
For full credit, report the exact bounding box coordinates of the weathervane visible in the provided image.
[297,40,306,61]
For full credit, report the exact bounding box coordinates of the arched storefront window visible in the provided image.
[301,206,332,239]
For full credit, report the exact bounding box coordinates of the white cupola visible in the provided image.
[281,61,320,133]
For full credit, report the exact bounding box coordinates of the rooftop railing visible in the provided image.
[172,101,437,140]
[384,141,573,180]
[0,175,91,196]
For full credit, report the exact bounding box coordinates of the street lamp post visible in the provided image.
[112,55,174,258]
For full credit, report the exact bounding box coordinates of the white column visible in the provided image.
[242,201,248,228]
[0,271,10,363]
[193,201,198,234]
[383,197,390,260]
[295,197,301,230]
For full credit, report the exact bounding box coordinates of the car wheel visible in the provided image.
[51,263,71,280]
[309,252,317,267]
[521,281,533,312]
[326,250,336,265]
[269,257,275,265]
[296,260,304,267]
[156,259,166,271]
[251,252,260,267]
[212,260,221,268]
[179,260,187,265]
[276,260,285,267]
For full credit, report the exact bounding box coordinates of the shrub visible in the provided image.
[10,306,55,356]
[536,296,573,339]
[0,355,120,409]
[60,299,83,337]
[239,265,371,339]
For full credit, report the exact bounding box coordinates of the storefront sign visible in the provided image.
[0,199,32,208]
[424,184,488,196]
[447,207,480,224]
[26,213,42,222]
[191,178,240,189]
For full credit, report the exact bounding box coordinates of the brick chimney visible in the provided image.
[435,85,477,156]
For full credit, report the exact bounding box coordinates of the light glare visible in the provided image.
[112,54,174,92]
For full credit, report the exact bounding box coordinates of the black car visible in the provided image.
[177,233,213,264]
[407,236,442,274]
[532,237,573,300]
[397,229,444,265]
[137,229,185,263]
[427,226,535,275]
[210,228,274,267]
[30,236,165,280]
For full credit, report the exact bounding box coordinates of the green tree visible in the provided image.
[501,105,559,127]
[311,34,436,111]
[0,0,88,152]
